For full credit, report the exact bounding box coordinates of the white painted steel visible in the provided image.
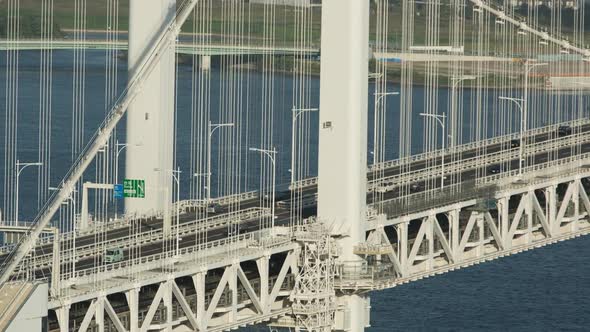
[125,0,176,215]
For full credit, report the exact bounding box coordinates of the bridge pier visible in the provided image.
[334,295,370,331]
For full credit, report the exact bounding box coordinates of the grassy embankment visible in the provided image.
[0,1,588,87]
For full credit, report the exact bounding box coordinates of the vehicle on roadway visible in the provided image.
[510,139,520,148]
[488,165,502,175]
[558,125,572,137]
[104,248,124,264]
[207,203,222,213]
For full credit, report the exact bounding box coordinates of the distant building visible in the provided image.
[249,0,319,6]
[509,0,577,9]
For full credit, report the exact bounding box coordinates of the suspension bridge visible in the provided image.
[0,0,589,331]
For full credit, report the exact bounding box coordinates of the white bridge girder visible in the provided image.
[125,0,176,215]
[52,238,300,332]
[341,168,590,291]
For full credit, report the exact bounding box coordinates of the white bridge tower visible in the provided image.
[125,0,176,214]
[318,0,371,331]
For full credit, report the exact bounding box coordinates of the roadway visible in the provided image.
[4,119,590,278]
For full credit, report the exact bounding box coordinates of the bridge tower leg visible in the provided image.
[318,0,370,331]
[125,0,176,215]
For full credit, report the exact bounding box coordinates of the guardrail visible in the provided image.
[476,152,590,185]
[373,150,590,220]
[290,118,590,190]
[59,227,293,291]
[17,207,271,271]
[61,232,258,281]
[368,129,590,192]
[370,118,590,172]
[36,191,262,246]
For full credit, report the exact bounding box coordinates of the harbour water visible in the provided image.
[1,50,589,331]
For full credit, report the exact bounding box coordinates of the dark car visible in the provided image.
[488,165,502,175]
[206,203,222,213]
[510,139,520,148]
[558,126,572,137]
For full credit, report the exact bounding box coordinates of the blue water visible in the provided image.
[2,50,590,330]
[369,236,590,331]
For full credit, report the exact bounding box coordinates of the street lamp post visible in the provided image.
[419,113,447,189]
[291,108,318,185]
[114,140,142,219]
[193,173,208,210]
[522,61,548,156]
[249,147,277,228]
[154,167,181,257]
[15,161,43,225]
[115,140,143,184]
[497,62,546,177]
[208,122,234,204]
[499,96,525,175]
[373,91,399,165]
[449,75,477,149]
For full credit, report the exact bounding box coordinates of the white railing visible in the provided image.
[290,118,590,190]
[369,129,590,192]
[20,207,271,270]
[477,152,590,185]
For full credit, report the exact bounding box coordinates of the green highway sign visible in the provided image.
[123,179,145,198]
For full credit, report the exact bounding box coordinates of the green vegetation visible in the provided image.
[2,1,588,47]
[0,10,63,38]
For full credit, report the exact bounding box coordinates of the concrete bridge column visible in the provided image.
[125,0,176,215]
